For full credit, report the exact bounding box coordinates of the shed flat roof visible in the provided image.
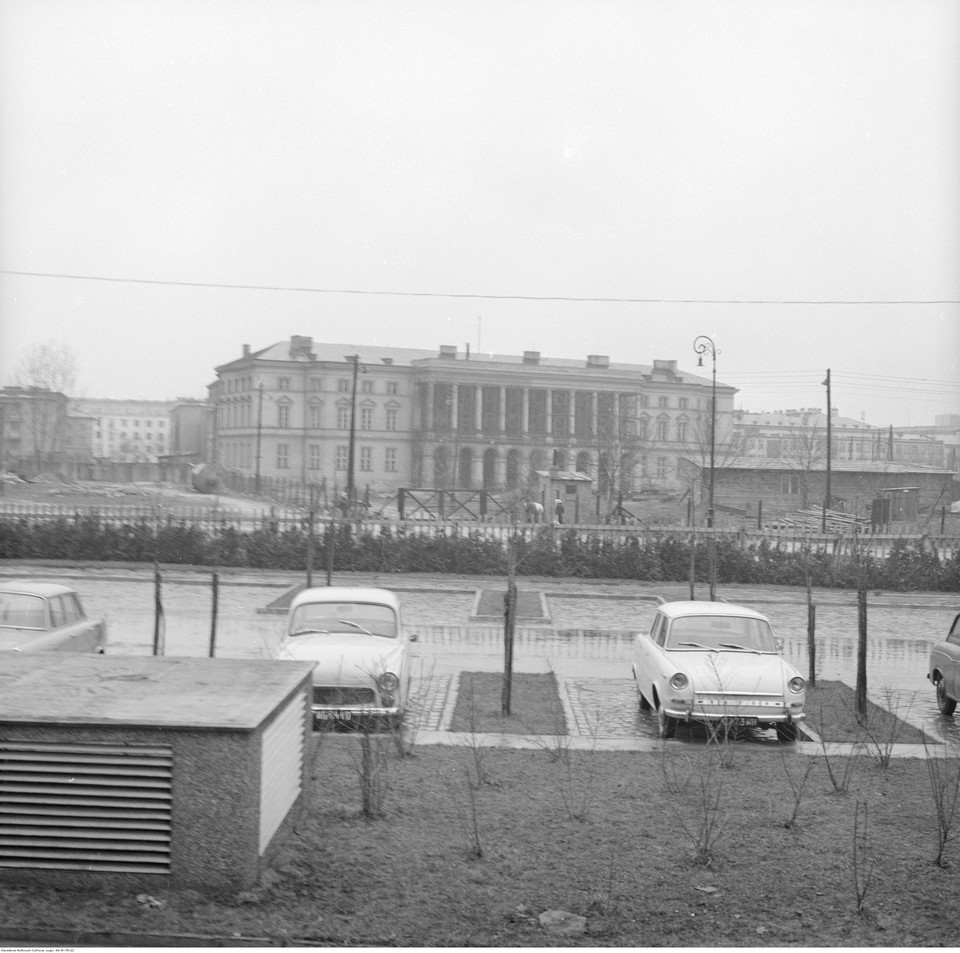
[0,654,315,731]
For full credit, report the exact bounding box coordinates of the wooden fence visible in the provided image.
[0,501,957,561]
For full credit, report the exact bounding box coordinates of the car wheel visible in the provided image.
[775,721,800,743]
[657,701,677,739]
[936,678,957,717]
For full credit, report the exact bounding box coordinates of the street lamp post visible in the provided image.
[693,335,719,529]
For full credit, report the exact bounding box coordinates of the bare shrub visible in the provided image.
[779,746,816,829]
[355,729,390,819]
[922,733,960,867]
[669,747,729,866]
[445,768,484,859]
[842,686,913,769]
[852,800,874,913]
[810,701,858,795]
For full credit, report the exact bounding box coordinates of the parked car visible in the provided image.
[927,612,960,716]
[0,581,107,653]
[277,586,415,730]
[631,601,806,741]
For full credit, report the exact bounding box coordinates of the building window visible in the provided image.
[278,404,290,428]
[386,408,398,432]
[337,406,351,429]
[781,474,800,495]
[657,419,669,442]
[677,420,687,442]
[277,444,289,469]
[385,447,397,472]
[360,407,373,430]
[336,446,348,470]
[656,457,667,479]
[309,404,322,429]
[309,445,321,469]
[639,396,649,409]
[387,382,399,395]
[338,379,350,393]
[311,378,323,391]
[658,396,669,409]
[678,398,689,410]
[278,377,290,392]
[638,417,649,441]
[361,380,374,395]
[359,446,372,471]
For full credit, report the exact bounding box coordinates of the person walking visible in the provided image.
[554,497,565,525]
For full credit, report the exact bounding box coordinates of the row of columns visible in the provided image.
[425,382,622,439]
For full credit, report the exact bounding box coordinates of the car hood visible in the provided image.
[670,650,798,693]
[278,633,405,685]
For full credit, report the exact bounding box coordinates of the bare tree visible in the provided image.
[779,425,827,509]
[15,340,79,470]
[593,394,648,517]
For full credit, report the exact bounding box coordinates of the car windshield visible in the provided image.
[0,593,47,629]
[289,602,398,638]
[665,615,776,652]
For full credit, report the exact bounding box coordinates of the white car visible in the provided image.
[0,581,107,654]
[278,586,415,730]
[631,601,806,741]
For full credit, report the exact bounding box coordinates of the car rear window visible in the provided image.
[0,593,46,629]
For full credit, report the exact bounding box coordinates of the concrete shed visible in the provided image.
[0,653,315,892]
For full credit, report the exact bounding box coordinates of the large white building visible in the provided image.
[209,336,737,506]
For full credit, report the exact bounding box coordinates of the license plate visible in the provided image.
[314,710,354,724]
[719,716,758,728]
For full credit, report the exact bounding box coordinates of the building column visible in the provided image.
[498,387,506,434]
[426,381,435,431]
[450,384,459,433]
[475,385,482,433]
[545,390,552,438]
[591,391,598,439]
[568,390,576,442]
[522,388,529,434]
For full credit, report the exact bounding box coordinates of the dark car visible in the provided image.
[928,612,960,715]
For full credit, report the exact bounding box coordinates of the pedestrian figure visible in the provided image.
[525,500,543,524]
[555,497,565,525]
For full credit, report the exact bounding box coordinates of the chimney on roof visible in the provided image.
[653,359,678,375]
[290,335,315,360]
[586,354,609,368]
[439,345,458,359]
[243,344,250,357]
[523,350,541,365]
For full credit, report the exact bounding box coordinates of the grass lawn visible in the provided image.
[1,680,956,948]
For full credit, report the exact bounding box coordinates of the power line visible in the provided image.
[1,269,958,305]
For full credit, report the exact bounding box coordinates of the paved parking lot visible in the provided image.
[2,562,956,747]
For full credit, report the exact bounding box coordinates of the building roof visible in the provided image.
[217,339,726,389]
[687,456,954,475]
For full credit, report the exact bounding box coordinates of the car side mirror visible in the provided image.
[409,633,419,643]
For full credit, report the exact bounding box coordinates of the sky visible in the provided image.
[1,0,958,427]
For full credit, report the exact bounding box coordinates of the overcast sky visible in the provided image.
[1,0,958,427]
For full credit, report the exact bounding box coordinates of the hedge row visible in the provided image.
[0,515,958,591]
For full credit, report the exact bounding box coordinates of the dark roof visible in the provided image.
[681,456,954,476]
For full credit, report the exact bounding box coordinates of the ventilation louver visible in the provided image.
[0,741,172,874]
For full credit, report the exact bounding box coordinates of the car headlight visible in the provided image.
[788,676,805,694]
[669,672,689,691]
[379,672,400,692]
[380,692,396,707]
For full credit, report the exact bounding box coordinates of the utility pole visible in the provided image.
[254,378,264,497]
[822,369,831,532]
[345,354,361,514]
[693,335,718,529]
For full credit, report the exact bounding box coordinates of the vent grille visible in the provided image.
[0,741,172,874]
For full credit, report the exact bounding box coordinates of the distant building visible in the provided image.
[209,336,737,509]
[735,408,948,468]
[68,399,178,463]
[0,386,69,473]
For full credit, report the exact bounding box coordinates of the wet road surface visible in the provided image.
[2,565,956,746]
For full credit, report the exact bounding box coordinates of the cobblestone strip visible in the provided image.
[409,672,456,731]
[560,676,647,739]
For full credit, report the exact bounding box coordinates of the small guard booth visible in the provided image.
[0,653,315,892]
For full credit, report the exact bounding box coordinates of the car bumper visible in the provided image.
[663,705,805,727]
[311,705,402,730]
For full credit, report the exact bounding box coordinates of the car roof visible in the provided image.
[657,600,770,622]
[289,586,401,611]
[0,580,77,598]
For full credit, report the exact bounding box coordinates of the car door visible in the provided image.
[943,614,960,701]
[633,613,664,701]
